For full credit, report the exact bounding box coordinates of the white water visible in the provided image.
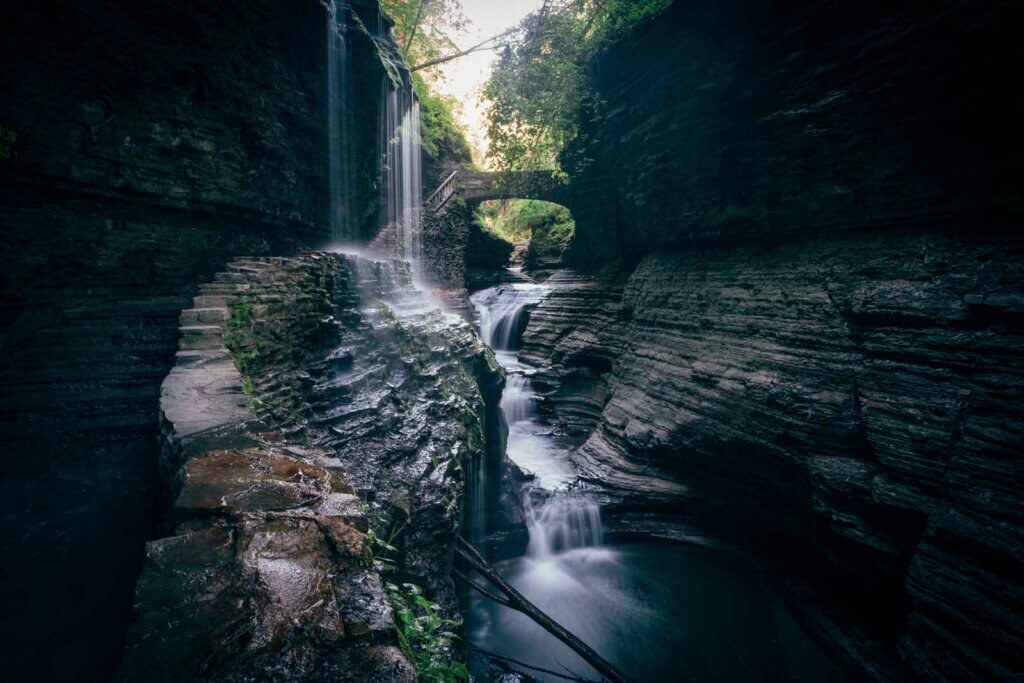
[471,282,599,535]
[473,282,548,351]
[380,81,422,271]
[472,283,576,490]
[326,1,355,242]
[466,276,853,682]
[525,491,603,560]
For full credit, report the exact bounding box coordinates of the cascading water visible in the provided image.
[380,81,423,271]
[525,492,603,560]
[326,0,355,243]
[474,282,548,353]
[465,276,851,682]
[472,283,576,489]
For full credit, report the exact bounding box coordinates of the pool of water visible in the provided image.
[467,280,850,683]
[465,541,850,683]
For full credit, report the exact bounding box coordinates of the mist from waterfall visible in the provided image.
[380,81,423,271]
[326,1,355,242]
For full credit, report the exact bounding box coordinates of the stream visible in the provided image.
[465,275,852,683]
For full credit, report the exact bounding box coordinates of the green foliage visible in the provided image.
[412,72,471,163]
[379,0,467,70]
[224,295,266,376]
[478,199,575,251]
[387,582,469,682]
[368,517,470,682]
[484,0,672,172]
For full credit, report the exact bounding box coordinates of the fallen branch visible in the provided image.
[453,537,635,683]
[467,644,599,683]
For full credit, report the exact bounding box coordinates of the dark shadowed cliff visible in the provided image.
[0,1,393,679]
[515,1,1024,680]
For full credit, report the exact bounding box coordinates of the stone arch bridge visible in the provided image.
[425,170,567,213]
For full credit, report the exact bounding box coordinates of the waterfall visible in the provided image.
[525,492,604,561]
[471,283,548,351]
[326,1,355,243]
[500,374,536,424]
[380,81,423,270]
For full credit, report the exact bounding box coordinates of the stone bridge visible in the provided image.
[425,170,566,212]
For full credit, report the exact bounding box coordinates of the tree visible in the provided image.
[483,0,673,173]
[379,0,469,72]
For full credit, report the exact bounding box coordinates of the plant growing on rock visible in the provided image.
[369,517,470,681]
[387,582,469,682]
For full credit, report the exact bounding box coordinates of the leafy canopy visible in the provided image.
[380,0,473,163]
[379,0,468,72]
[484,0,672,172]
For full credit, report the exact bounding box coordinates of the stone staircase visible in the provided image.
[176,260,272,351]
[159,259,277,448]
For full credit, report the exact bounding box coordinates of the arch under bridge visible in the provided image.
[425,170,567,213]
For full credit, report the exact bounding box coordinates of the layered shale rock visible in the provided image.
[521,225,1024,680]
[0,2,400,678]
[513,1,1024,680]
[558,0,1021,264]
[216,253,502,606]
[121,253,502,680]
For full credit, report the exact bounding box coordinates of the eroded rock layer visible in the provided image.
[121,253,501,681]
[0,2,397,677]
[558,0,1021,264]
[521,224,1024,680]
[217,253,502,602]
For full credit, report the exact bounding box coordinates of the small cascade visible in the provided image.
[500,374,536,424]
[472,283,548,351]
[326,0,356,242]
[525,492,604,560]
[380,80,423,270]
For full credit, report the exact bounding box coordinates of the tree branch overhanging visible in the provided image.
[410,28,517,71]
[403,0,429,54]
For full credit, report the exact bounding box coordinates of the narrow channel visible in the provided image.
[464,273,853,683]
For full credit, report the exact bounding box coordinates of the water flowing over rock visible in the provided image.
[518,226,1024,680]
[326,0,357,243]
[0,2,404,677]
[464,275,849,683]
[378,84,423,269]
[525,492,604,561]
[472,282,549,353]
[120,252,503,680]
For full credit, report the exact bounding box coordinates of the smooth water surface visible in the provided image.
[467,542,850,683]
[467,280,849,683]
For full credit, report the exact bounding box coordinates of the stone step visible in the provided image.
[179,307,229,325]
[193,294,235,308]
[198,283,249,295]
[227,262,272,273]
[213,271,250,284]
[179,325,224,350]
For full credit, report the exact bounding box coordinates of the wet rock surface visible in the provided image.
[122,253,503,680]
[119,256,431,682]
[220,254,502,601]
[0,2,401,678]
[520,225,1024,680]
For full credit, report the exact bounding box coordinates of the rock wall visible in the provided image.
[119,257,416,682]
[559,0,1022,263]
[517,1,1024,680]
[0,2,398,679]
[523,222,1024,682]
[217,254,502,608]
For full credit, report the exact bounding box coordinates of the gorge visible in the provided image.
[1,1,1022,682]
